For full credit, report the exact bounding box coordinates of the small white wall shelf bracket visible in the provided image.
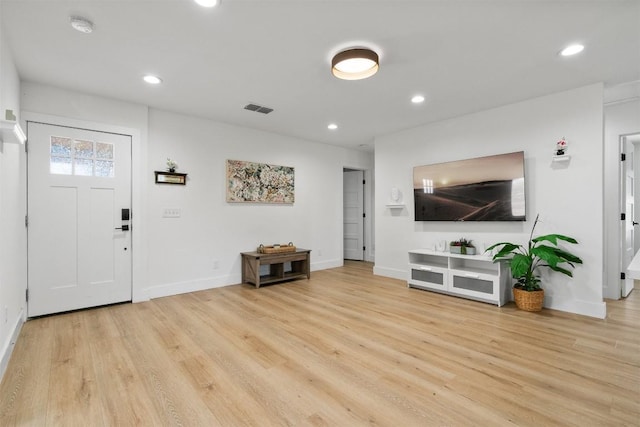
[552,155,571,163]
[0,120,27,144]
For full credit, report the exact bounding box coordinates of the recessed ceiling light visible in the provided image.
[331,48,379,80]
[194,0,220,7]
[560,44,584,56]
[328,123,338,130]
[143,75,162,85]
[411,95,425,104]
[70,16,94,34]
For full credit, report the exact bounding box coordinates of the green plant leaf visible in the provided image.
[510,253,532,278]
[532,234,578,245]
[487,243,521,261]
[552,247,583,264]
[545,264,574,277]
[486,242,511,251]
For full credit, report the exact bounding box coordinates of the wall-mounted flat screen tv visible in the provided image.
[413,151,526,221]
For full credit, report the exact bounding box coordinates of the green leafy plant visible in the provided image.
[486,214,583,291]
[450,238,474,248]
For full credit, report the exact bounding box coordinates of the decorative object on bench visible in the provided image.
[258,242,296,254]
[450,238,476,255]
[486,214,583,312]
[241,248,310,288]
[226,159,295,204]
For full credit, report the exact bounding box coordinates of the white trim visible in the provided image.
[311,259,343,271]
[139,258,341,301]
[0,308,25,383]
[21,111,147,307]
[544,296,607,319]
[142,274,241,300]
[373,265,407,281]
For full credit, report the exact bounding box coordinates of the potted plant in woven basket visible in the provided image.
[485,214,583,312]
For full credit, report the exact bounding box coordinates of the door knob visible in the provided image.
[634,221,639,226]
[115,225,129,231]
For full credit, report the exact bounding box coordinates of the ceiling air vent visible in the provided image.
[244,103,274,114]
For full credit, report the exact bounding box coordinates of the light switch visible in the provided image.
[162,208,181,218]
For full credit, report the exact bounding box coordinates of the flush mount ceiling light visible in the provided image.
[327,123,338,130]
[331,48,379,80]
[143,75,162,85]
[411,95,425,104]
[560,44,584,56]
[194,0,220,7]
[70,16,94,34]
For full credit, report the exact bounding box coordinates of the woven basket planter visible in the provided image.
[513,287,544,312]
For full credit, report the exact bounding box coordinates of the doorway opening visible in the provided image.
[343,169,365,261]
[620,132,640,298]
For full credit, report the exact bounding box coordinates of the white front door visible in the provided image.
[343,170,364,261]
[27,122,132,316]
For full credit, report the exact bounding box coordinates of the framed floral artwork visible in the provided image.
[226,159,295,204]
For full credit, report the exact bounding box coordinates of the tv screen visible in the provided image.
[413,151,526,221]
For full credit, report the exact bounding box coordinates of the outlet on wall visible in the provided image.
[318,249,323,257]
[213,260,219,270]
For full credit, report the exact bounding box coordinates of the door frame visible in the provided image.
[343,169,365,261]
[23,111,148,305]
[620,132,640,297]
[619,133,634,297]
[342,166,374,263]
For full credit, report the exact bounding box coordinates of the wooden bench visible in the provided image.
[241,249,311,288]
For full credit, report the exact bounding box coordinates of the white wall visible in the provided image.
[0,12,27,379]
[603,81,640,299]
[144,109,372,299]
[374,84,606,318]
[20,83,373,304]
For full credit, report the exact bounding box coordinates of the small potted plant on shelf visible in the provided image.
[556,137,568,156]
[166,158,178,173]
[450,238,476,255]
[485,214,583,312]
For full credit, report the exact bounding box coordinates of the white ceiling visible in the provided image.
[2,0,639,150]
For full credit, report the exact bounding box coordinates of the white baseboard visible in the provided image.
[0,308,25,383]
[311,259,343,271]
[141,273,241,301]
[545,296,607,319]
[373,265,407,281]
[374,265,607,319]
[138,260,343,302]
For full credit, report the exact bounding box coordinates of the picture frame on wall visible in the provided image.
[226,159,295,204]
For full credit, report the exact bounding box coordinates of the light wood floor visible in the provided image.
[1,261,638,426]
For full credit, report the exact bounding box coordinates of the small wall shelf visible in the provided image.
[386,204,405,209]
[552,155,571,163]
[0,120,26,144]
[155,171,187,185]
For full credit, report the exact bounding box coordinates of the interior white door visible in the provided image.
[27,122,132,316]
[622,136,635,297]
[343,170,364,261]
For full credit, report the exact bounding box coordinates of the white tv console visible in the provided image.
[408,249,511,306]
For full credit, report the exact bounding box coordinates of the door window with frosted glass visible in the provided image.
[50,136,114,177]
